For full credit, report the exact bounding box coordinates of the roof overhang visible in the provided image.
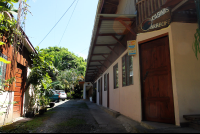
[85,13,136,82]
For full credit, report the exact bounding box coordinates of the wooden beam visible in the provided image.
[96,66,103,73]
[98,33,124,36]
[92,53,110,56]
[162,0,183,8]
[171,0,188,12]
[94,44,117,46]
[118,20,136,36]
[98,61,107,68]
[86,18,103,79]
[105,1,118,7]
[99,17,135,21]
[111,35,125,48]
[91,60,106,62]
[107,46,119,56]
[88,65,101,67]
[102,55,111,63]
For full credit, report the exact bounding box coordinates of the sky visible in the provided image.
[14,0,99,60]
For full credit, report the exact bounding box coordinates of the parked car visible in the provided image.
[55,90,67,101]
[48,89,59,107]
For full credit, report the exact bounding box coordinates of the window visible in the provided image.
[113,63,119,89]
[0,53,7,89]
[104,74,107,91]
[98,79,100,92]
[122,53,133,86]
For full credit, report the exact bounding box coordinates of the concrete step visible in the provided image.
[97,105,120,118]
[183,114,200,121]
[183,114,200,131]
[189,121,200,131]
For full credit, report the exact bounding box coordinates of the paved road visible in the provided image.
[34,99,127,133]
[2,99,200,133]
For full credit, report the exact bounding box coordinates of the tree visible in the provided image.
[26,47,54,108]
[56,68,84,98]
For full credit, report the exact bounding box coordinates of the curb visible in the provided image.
[97,105,120,118]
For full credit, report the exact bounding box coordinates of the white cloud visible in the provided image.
[32,0,37,2]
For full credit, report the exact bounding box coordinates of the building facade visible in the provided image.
[0,12,36,126]
[85,0,200,126]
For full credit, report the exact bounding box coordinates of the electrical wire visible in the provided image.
[58,0,79,47]
[77,47,89,55]
[38,0,77,46]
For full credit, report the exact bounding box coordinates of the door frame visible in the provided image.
[139,33,175,122]
[107,73,109,108]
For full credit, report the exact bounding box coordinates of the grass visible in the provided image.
[0,110,56,133]
[56,118,86,127]
[73,102,88,109]
[72,113,85,117]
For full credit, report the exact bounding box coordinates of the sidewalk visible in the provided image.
[83,100,127,133]
[84,100,200,133]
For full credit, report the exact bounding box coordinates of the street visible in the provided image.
[0,99,127,133]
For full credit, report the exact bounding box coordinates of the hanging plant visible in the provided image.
[193,0,200,59]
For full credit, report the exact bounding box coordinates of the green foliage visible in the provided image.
[193,29,200,59]
[27,46,54,108]
[0,110,55,133]
[0,0,22,45]
[193,0,200,59]
[28,46,86,103]
[0,77,15,95]
[56,118,86,127]
[40,46,87,75]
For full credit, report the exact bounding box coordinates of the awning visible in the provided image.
[85,13,136,82]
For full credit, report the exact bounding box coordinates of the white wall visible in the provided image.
[23,67,38,116]
[94,49,142,122]
[0,91,14,126]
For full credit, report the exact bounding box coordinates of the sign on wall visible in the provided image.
[127,40,137,56]
[137,8,171,33]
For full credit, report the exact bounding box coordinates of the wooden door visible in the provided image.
[13,65,26,119]
[140,36,175,124]
[107,73,109,108]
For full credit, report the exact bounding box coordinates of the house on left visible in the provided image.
[0,12,37,126]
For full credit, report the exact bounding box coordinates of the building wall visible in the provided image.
[23,67,38,116]
[116,0,137,15]
[95,49,142,122]
[137,22,200,126]
[0,91,14,126]
[95,22,200,126]
[170,22,200,124]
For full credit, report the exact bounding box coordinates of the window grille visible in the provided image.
[0,53,7,89]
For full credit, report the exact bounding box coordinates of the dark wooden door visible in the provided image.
[140,36,175,124]
[13,64,26,119]
[107,73,109,108]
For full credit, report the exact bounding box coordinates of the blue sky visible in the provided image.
[14,0,99,60]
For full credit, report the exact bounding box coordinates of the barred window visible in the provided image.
[104,73,107,91]
[113,63,119,89]
[98,79,100,92]
[122,53,133,87]
[0,53,7,88]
